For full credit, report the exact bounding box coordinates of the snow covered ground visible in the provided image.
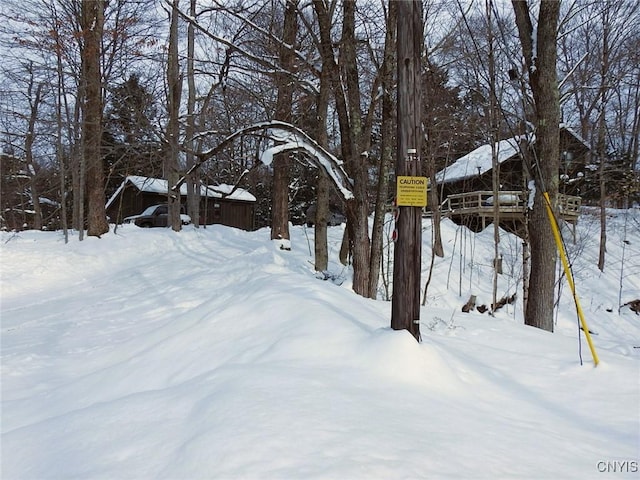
[2,209,639,479]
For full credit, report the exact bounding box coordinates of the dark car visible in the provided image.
[123,204,191,227]
[305,205,346,227]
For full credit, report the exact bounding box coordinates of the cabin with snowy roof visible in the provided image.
[106,175,256,230]
[435,127,589,235]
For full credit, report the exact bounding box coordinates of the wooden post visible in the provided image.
[391,1,423,341]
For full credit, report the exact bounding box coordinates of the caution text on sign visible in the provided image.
[396,176,428,207]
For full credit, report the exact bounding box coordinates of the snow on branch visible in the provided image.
[173,121,354,201]
[168,1,319,95]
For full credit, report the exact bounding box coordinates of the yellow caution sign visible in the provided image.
[396,176,428,207]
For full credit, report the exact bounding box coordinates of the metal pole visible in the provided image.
[543,192,599,366]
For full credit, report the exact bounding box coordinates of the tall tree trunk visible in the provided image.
[55,47,69,242]
[70,62,83,235]
[271,0,298,244]
[428,180,444,258]
[512,0,561,332]
[487,0,500,312]
[25,76,44,231]
[597,101,608,271]
[313,67,331,271]
[186,0,200,227]
[340,0,371,296]
[314,174,330,269]
[71,135,81,231]
[423,55,444,258]
[81,0,109,237]
[522,220,530,315]
[313,0,371,297]
[167,0,182,231]
[629,72,640,173]
[368,0,397,299]
[596,6,612,272]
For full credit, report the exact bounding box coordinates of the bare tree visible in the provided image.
[368,0,397,299]
[487,0,501,313]
[165,0,182,231]
[3,0,162,236]
[185,0,200,227]
[51,3,69,241]
[558,1,640,269]
[271,0,299,245]
[512,0,562,332]
[0,59,49,231]
[595,16,610,272]
[81,0,109,237]
[313,0,372,297]
[312,68,332,271]
[23,69,45,231]
[166,1,389,295]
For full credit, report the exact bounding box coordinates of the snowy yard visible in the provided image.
[1,210,639,479]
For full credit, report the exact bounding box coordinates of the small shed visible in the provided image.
[106,175,256,230]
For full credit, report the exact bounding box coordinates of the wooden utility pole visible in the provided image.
[392,1,423,341]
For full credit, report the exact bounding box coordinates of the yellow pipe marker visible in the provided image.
[543,192,599,366]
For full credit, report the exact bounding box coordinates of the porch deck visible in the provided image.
[437,190,581,235]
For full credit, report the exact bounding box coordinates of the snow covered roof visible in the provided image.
[559,123,590,150]
[201,183,256,202]
[436,135,528,184]
[106,175,256,209]
[436,126,590,185]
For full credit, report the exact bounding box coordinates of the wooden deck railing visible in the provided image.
[439,190,581,221]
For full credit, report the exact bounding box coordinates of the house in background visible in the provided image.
[435,126,590,236]
[106,175,256,231]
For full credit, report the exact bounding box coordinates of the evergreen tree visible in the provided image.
[103,74,162,194]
